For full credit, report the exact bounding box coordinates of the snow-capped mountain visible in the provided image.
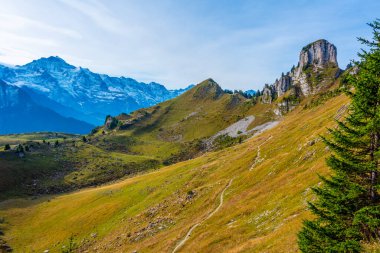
[0,80,93,134]
[0,56,193,125]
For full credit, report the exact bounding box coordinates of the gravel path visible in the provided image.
[246,121,279,138]
[213,115,255,138]
[172,179,234,253]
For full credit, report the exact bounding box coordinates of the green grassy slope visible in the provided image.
[95,78,274,161]
[0,134,159,199]
[0,79,272,200]
[0,91,350,252]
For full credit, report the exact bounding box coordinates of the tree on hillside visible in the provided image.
[298,20,380,252]
[16,144,24,153]
[4,144,10,150]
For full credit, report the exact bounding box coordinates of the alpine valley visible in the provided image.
[4,11,380,252]
[3,35,378,252]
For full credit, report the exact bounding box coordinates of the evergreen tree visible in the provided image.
[4,144,10,150]
[298,20,380,252]
[16,144,24,153]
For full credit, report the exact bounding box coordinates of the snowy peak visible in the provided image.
[21,56,75,72]
[0,56,192,125]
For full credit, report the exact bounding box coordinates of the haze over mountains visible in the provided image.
[0,57,192,134]
[0,80,94,134]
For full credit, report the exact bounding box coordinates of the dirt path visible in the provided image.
[249,135,273,171]
[172,179,234,253]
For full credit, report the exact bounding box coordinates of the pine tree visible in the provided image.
[298,20,380,252]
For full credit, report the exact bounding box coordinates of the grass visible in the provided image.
[0,92,353,252]
[1,80,271,200]
[0,132,79,146]
[0,80,273,201]
[0,135,160,199]
[91,79,274,163]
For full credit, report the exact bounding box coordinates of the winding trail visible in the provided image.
[172,178,234,253]
[249,135,273,171]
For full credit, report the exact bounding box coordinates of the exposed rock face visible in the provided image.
[293,39,339,95]
[262,39,340,108]
[274,73,292,97]
[298,39,337,71]
[259,39,340,116]
[261,86,274,104]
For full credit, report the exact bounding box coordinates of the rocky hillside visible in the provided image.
[95,78,277,164]
[0,57,192,125]
[0,39,353,252]
[0,82,350,252]
[261,39,341,114]
[0,39,343,195]
[0,78,274,199]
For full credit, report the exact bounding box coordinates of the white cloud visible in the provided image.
[58,0,125,34]
[0,13,82,39]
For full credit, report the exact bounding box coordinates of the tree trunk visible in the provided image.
[370,132,379,202]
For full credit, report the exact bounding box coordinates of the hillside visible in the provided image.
[0,78,274,199]
[0,86,348,252]
[0,39,340,204]
[94,78,275,163]
[0,39,356,252]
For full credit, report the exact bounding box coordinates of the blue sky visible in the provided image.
[0,0,378,90]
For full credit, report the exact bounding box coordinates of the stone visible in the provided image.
[298,39,337,71]
[274,73,292,97]
[262,39,340,110]
[261,86,273,104]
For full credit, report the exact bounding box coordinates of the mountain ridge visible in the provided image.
[0,80,94,134]
[0,57,193,126]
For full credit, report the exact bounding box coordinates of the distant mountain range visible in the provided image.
[0,56,193,134]
[0,80,93,134]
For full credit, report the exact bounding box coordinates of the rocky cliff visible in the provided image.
[297,39,337,71]
[261,39,341,114]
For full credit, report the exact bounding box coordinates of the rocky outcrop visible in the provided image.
[261,39,340,110]
[274,73,292,97]
[261,85,274,104]
[292,39,339,96]
[298,39,337,71]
